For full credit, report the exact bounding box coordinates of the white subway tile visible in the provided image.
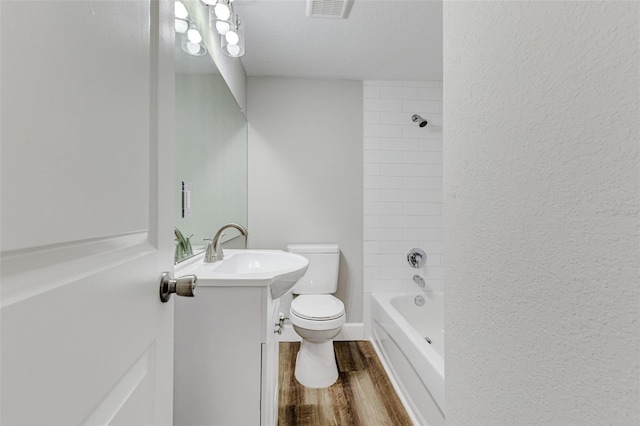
[363,85,380,99]
[403,177,442,190]
[418,164,444,177]
[365,80,402,87]
[364,124,403,138]
[402,99,442,114]
[402,80,442,88]
[374,240,420,254]
[364,201,403,215]
[363,267,381,279]
[364,215,381,229]
[364,150,402,164]
[404,228,441,241]
[380,112,416,126]
[380,267,413,280]
[417,189,443,203]
[418,87,443,100]
[364,137,380,150]
[381,163,418,177]
[403,125,441,139]
[424,279,443,292]
[424,254,442,266]
[364,98,402,112]
[418,139,443,152]
[364,241,381,253]
[419,215,443,229]
[418,240,443,252]
[364,189,381,202]
[364,228,404,242]
[402,202,441,215]
[424,266,444,280]
[380,189,418,202]
[402,151,442,164]
[423,114,443,127]
[379,215,419,228]
[409,123,443,139]
[364,176,403,189]
[364,163,381,176]
[379,86,418,100]
[366,280,404,293]
[364,111,381,124]
[365,253,404,267]
[379,138,418,151]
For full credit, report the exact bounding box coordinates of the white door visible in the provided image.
[1,0,176,424]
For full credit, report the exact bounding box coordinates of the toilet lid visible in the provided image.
[291,295,345,320]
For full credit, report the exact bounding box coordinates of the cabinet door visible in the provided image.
[261,297,281,425]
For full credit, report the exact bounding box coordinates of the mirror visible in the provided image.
[174,38,248,263]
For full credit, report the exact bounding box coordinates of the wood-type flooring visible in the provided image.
[278,341,412,426]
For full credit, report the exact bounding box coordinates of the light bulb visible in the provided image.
[174,1,188,19]
[215,20,231,35]
[175,18,189,33]
[201,0,216,4]
[187,28,202,44]
[214,2,231,20]
[226,44,241,57]
[187,42,200,55]
[225,30,239,45]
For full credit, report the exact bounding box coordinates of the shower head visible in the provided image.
[412,114,428,128]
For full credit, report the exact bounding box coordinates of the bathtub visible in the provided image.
[371,292,445,425]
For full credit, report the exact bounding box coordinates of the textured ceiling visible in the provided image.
[234,0,443,80]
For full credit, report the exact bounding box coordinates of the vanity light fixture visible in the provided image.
[221,15,244,57]
[175,1,208,57]
[205,0,246,57]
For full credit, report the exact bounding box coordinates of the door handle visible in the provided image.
[159,272,197,303]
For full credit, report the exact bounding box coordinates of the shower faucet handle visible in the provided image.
[407,248,426,268]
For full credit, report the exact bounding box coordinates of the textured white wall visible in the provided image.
[247,77,363,323]
[444,2,639,424]
[362,80,443,338]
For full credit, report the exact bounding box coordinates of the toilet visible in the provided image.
[287,244,345,389]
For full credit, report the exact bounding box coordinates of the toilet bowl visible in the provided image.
[289,294,345,388]
[287,244,345,389]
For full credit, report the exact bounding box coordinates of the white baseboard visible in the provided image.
[279,322,364,342]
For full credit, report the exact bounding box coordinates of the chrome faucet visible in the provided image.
[204,223,248,263]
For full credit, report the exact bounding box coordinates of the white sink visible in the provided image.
[177,249,309,299]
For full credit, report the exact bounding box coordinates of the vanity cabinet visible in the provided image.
[174,284,281,426]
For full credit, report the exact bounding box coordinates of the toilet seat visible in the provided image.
[291,295,344,320]
[289,295,345,331]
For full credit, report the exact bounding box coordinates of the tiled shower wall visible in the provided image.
[363,80,443,338]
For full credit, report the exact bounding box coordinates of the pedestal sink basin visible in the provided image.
[177,249,309,299]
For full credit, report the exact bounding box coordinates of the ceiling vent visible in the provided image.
[306,0,354,19]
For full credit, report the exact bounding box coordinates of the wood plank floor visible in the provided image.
[278,341,412,426]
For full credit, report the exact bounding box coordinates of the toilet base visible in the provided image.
[294,339,339,389]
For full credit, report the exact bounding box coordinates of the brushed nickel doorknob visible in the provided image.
[159,272,197,303]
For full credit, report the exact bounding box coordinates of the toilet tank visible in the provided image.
[287,244,340,294]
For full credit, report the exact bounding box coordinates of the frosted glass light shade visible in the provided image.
[225,30,239,45]
[214,1,231,20]
[181,36,207,56]
[187,28,202,44]
[175,18,189,33]
[216,20,231,35]
[174,1,188,19]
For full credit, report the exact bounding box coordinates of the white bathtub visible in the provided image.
[371,292,445,425]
